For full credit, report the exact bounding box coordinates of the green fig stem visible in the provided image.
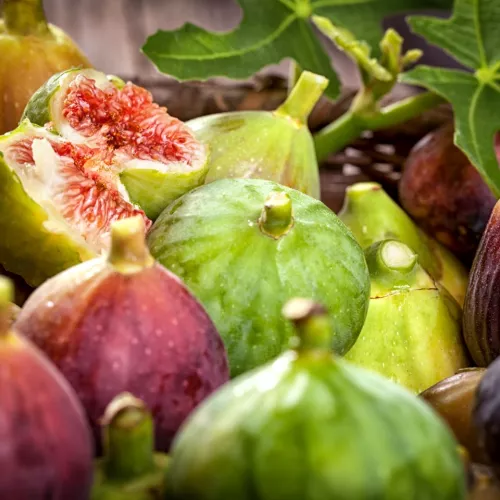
[108,216,154,274]
[283,298,332,352]
[2,0,51,37]
[275,71,329,125]
[288,61,303,95]
[102,393,155,481]
[0,277,14,335]
[258,192,294,239]
[314,92,444,163]
[373,240,417,274]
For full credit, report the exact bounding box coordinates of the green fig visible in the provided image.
[338,182,469,307]
[148,178,370,377]
[345,240,469,393]
[91,393,169,500]
[186,71,328,198]
[165,298,466,500]
[0,0,91,134]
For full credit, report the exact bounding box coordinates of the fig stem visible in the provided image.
[2,0,51,37]
[0,277,14,334]
[258,191,294,239]
[108,216,154,274]
[275,71,329,124]
[283,298,332,352]
[314,92,444,163]
[102,393,155,481]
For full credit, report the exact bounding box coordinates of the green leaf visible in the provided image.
[402,0,500,197]
[143,0,452,100]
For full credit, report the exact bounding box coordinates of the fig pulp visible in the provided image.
[148,178,370,377]
[166,298,466,500]
[0,0,91,134]
[186,71,328,198]
[24,68,209,220]
[339,182,469,307]
[464,200,500,366]
[14,216,229,452]
[345,240,468,393]
[0,67,208,286]
[399,123,496,263]
[421,369,487,464]
[0,276,94,499]
[92,393,169,499]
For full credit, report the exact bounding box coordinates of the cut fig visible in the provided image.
[0,121,150,286]
[23,68,209,220]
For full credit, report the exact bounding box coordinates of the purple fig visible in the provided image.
[0,276,94,500]
[14,216,230,452]
[399,123,497,264]
[464,201,500,366]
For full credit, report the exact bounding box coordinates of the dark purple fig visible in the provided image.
[399,123,497,264]
[464,201,500,366]
[0,276,94,500]
[421,368,487,464]
[474,356,500,478]
[14,215,229,453]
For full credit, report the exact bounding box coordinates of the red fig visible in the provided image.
[0,276,94,500]
[399,123,497,263]
[15,216,229,452]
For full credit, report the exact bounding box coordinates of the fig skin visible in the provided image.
[463,200,500,366]
[474,356,500,477]
[399,123,497,264]
[14,216,229,453]
[0,0,91,134]
[0,277,94,500]
[421,368,487,464]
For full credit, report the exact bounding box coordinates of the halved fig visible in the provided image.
[0,121,151,286]
[23,68,209,219]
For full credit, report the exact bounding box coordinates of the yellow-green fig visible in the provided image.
[0,0,91,134]
[345,240,469,393]
[186,71,328,198]
[339,182,469,307]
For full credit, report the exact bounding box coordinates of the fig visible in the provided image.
[0,276,94,499]
[339,182,469,307]
[399,123,496,263]
[464,200,500,366]
[421,368,487,464]
[345,239,469,393]
[474,356,500,476]
[14,215,229,452]
[0,0,91,134]
[23,67,209,220]
[91,393,169,500]
[186,71,328,198]
[147,178,370,377]
[166,298,466,500]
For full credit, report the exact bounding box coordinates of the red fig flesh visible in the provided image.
[399,123,497,263]
[15,216,229,452]
[0,277,94,500]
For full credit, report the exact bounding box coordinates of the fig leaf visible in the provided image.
[142,0,451,101]
[402,0,500,198]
